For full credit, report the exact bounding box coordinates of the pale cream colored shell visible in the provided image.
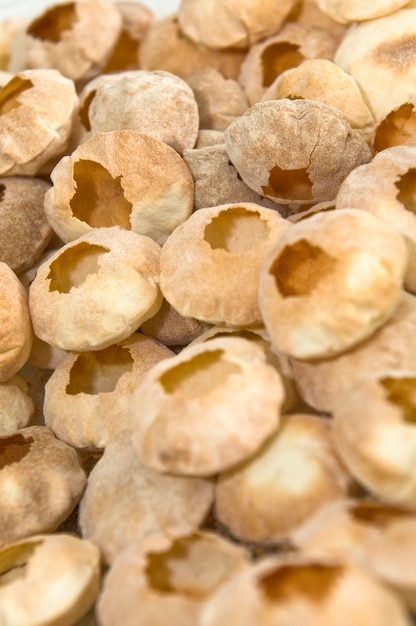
[160,202,290,327]
[199,553,411,626]
[44,333,174,450]
[239,23,338,105]
[97,531,250,626]
[78,429,214,564]
[0,426,86,545]
[225,99,372,206]
[45,130,194,245]
[0,176,52,273]
[334,9,416,120]
[333,370,416,508]
[28,335,68,370]
[139,13,246,80]
[0,376,34,436]
[178,0,298,49]
[315,0,410,24]
[186,69,249,131]
[0,17,27,70]
[336,146,416,293]
[88,70,199,155]
[262,59,374,136]
[0,69,78,176]
[215,413,353,545]
[291,293,416,413]
[0,262,33,382]
[0,534,100,626]
[29,226,162,352]
[8,0,122,84]
[130,336,284,476]
[259,208,408,360]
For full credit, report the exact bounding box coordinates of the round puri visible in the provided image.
[29,226,162,352]
[78,429,214,564]
[130,335,284,476]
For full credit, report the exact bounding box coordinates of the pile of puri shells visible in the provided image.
[4,0,416,624]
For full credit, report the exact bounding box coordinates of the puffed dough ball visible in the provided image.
[139,14,246,81]
[336,146,416,293]
[97,531,250,626]
[160,202,290,327]
[44,333,174,450]
[291,293,416,413]
[225,99,372,206]
[140,299,211,348]
[262,59,374,136]
[315,0,410,24]
[130,336,284,476]
[333,370,416,508]
[258,208,408,360]
[0,426,86,545]
[0,69,78,176]
[0,376,34,436]
[0,533,100,626]
[0,262,32,382]
[215,414,353,545]
[45,130,194,245]
[0,177,52,274]
[334,9,416,121]
[8,0,122,84]
[199,554,411,626]
[239,23,338,105]
[79,429,214,564]
[178,0,298,49]
[29,226,162,352]
[88,70,199,155]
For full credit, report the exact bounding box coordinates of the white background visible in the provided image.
[0,0,179,19]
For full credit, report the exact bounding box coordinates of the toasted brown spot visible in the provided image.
[261,42,305,87]
[0,77,33,116]
[262,165,313,202]
[47,242,109,293]
[395,168,416,214]
[271,239,337,297]
[27,2,77,43]
[381,375,416,423]
[373,103,416,152]
[159,350,240,399]
[349,501,408,528]
[204,207,270,254]
[0,434,34,471]
[66,345,134,395]
[374,35,416,71]
[259,563,343,603]
[70,160,133,229]
[103,28,139,73]
[79,90,96,132]
[0,541,43,585]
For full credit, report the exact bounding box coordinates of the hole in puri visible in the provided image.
[271,239,337,297]
[0,434,34,471]
[381,376,416,424]
[27,2,77,42]
[0,77,33,116]
[70,159,133,229]
[262,165,313,202]
[204,207,270,254]
[66,345,134,395]
[373,103,416,153]
[261,42,305,87]
[395,168,416,214]
[159,349,240,399]
[103,28,139,73]
[47,242,109,293]
[0,541,43,586]
[258,563,343,604]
